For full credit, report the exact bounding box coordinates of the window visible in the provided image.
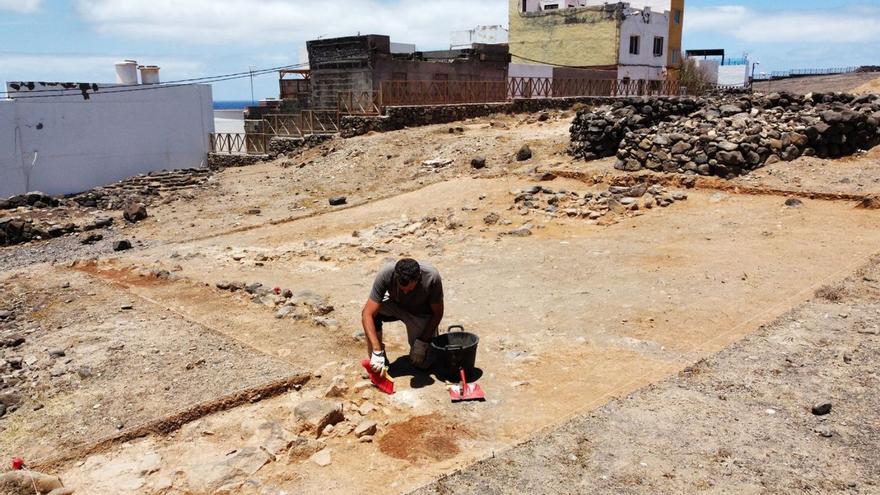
[522,0,527,12]
[674,9,682,24]
[629,35,640,55]
[543,3,559,9]
[653,37,664,57]
[671,51,679,64]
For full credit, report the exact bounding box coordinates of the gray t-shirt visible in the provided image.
[369,261,443,316]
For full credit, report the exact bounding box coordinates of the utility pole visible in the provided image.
[249,65,256,104]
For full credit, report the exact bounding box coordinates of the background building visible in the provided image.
[509,0,683,81]
[1,63,213,198]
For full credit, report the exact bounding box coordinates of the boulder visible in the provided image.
[123,203,148,223]
[516,144,533,161]
[294,400,344,435]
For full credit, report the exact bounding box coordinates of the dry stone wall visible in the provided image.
[569,92,880,178]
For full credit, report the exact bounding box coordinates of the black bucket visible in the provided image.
[430,325,479,379]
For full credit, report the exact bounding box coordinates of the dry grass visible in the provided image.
[815,283,848,302]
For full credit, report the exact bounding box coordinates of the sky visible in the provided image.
[1,0,878,101]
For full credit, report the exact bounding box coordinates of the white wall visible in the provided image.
[1,83,214,198]
[692,59,720,85]
[450,25,509,49]
[718,64,749,86]
[618,8,669,81]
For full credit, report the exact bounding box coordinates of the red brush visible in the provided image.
[361,358,395,395]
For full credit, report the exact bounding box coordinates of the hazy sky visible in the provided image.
[1,0,878,100]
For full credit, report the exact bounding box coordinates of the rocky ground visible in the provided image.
[752,71,880,95]
[0,96,879,494]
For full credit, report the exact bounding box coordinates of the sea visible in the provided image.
[213,100,252,110]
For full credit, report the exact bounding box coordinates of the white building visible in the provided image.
[618,6,670,82]
[1,65,213,198]
[450,25,509,49]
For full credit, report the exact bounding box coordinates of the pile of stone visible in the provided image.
[71,168,211,209]
[0,214,116,247]
[0,192,60,210]
[215,282,335,323]
[510,182,689,222]
[569,96,702,160]
[570,91,880,178]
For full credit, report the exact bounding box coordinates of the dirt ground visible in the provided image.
[1,108,879,494]
[752,72,880,95]
[415,257,880,495]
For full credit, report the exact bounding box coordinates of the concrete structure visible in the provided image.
[509,0,678,82]
[1,81,213,198]
[306,34,510,109]
[618,6,670,82]
[686,49,750,87]
[450,25,509,49]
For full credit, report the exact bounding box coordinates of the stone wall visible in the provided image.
[267,135,332,156]
[339,96,629,138]
[207,153,267,170]
[569,92,880,178]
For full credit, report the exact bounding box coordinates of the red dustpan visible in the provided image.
[448,367,485,402]
[361,358,395,395]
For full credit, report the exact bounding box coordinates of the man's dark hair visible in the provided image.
[394,258,421,285]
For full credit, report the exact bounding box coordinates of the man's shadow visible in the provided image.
[387,356,484,389]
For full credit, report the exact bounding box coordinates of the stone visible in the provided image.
[0,471,64,493]
[784,198,803,207]
[0,310,11,319]
[516,144,533,161]
[358,435,374,443]
[536,172,557,182]
[328,196,347,206]
[354,420,378,438]
[292,290,334,315]
[324,376,348,398]
[672,192,688,201]
[483,212,500,225]
[81,233,103,245]
[671,141,692,154]
[310,448,332,467]
[294,400,344,434]
[470,157,487,169]
[77,366,93,379]
[123,203,148,223]
[48,348,65,358]
[507,225,532,237]
[275,305,296,319]
[811,402,832,416]
[113,240,133,251]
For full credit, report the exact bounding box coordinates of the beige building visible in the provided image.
[508,0,685,81]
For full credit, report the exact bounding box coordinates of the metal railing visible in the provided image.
[753,67,860,81]
[508,77,684,98]
[380,80,509,106]
[262,110,340,138]
[337,91,382,115]
[210,133,268,155]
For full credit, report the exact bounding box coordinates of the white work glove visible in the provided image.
[370,351,386,373]
[410,339,429,367]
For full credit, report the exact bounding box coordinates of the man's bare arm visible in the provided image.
[422,302,444,341]
[361,299,383,354]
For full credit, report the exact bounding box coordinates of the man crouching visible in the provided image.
[362,258,444,373]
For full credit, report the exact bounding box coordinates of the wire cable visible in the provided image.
[1,62,309,98]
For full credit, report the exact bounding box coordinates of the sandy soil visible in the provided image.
[1,108,879,494]
[414,257,880,494]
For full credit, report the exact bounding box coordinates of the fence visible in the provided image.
[380,80,509,107]
[508,77,684,98]
[262,110,340,137]
[337,91,382,115]
[209,133,268,155]
[753,67,860,81]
